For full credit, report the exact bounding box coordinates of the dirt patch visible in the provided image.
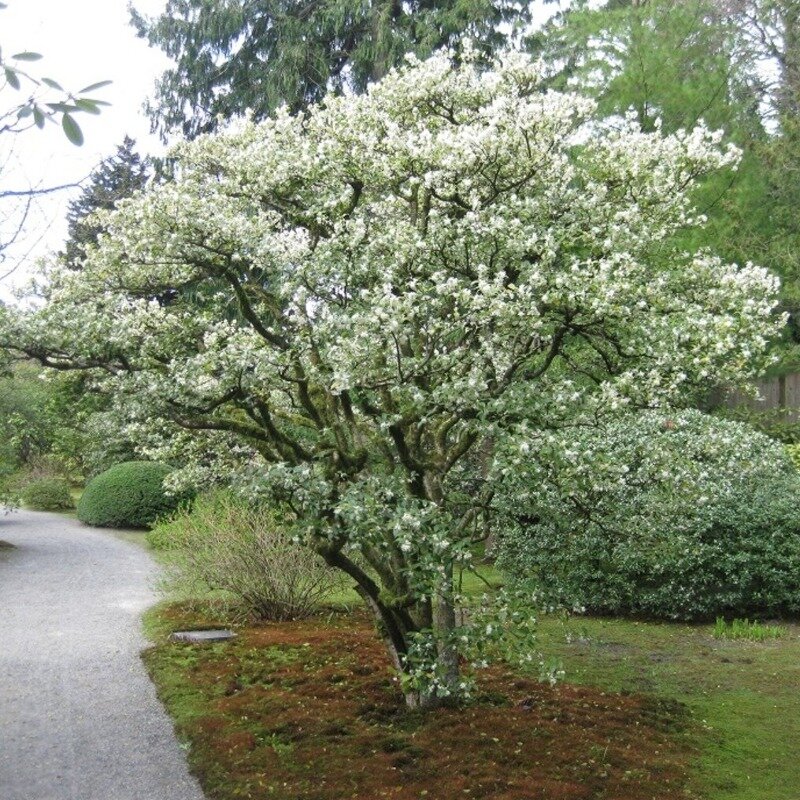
[145,605,695,800]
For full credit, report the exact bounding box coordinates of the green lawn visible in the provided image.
[534,614,800,800]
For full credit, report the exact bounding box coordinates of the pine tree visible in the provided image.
[62,136,149,266]
[130,0,532,140]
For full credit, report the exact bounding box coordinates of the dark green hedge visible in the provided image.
[77,461,182,529]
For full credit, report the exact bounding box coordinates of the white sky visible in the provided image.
[0,0,171,300]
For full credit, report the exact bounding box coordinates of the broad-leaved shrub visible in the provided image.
[496,411,800,620]
[21,477,74,511]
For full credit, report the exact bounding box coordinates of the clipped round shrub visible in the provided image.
[21,477,74,511]
[77,461,182,529]
[496,410,800,621]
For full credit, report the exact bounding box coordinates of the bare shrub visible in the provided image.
[148,492,343,620]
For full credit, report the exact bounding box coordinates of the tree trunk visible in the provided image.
[433,565,460,697]
[318,540,461,709]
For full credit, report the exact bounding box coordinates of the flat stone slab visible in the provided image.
[170,629,237,643]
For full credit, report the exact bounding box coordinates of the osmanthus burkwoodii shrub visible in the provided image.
[1,48,782,707]
[495,410,800,621]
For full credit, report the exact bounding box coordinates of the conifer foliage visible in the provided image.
[62,136,149,267]
[130,0,533,139]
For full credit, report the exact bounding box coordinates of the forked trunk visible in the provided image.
[319,545,461,709]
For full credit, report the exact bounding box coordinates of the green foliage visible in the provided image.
[20,476,73,511]
[148,492,342,620]
[786,442,800,469]
[713,617,785,641]
[0,362,127,484]
[530,0,755,136]
[529,0,800,362]
[0,362,56,472]
[497,411,800,620]
[130,0,533,139]
[77,461,182,529]
[712,404,800,444]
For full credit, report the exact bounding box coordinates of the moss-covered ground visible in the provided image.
[143,603,694,800]
[537,615,800,800]
[142,575,799,800]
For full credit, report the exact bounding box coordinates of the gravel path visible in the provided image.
[0,510,205,800]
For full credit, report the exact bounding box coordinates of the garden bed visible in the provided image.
[143,604,693,800]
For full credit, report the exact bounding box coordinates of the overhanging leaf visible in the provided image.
[47,102,78,113]
[61,113,84,146]
[74,98,102,114]
[78,80,112,94]
[4,67,20,90]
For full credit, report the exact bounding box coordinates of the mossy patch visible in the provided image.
[144,603,693,800]
[536,615,800,800]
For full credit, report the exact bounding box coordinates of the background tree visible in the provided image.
[1,52,779,707]
[529,0,800,366]
[130,0,533,139]
[61,136,149,266]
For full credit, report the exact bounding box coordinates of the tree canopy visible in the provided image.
[529,0,800,364]
[0,50,779,706]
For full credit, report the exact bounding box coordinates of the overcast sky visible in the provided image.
[0,0,171,300]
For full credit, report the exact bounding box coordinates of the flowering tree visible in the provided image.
[0,50,780,707]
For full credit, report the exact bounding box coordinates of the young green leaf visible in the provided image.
[11,52,43,62]
[74,98,102,114]
[61,113,84,146]
[32,105,45,128]
[41,77,63,91]
[46,102,78,113]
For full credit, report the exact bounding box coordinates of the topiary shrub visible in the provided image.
[20,477,74,511]
[148,491,343,620]
[496,410,800,621]
[77,461,183,529]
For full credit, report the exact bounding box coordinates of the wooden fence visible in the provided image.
[710,373,800,422]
